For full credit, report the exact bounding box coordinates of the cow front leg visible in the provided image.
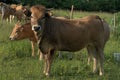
[31,41,35,57]
[45,50,55,76]
[98,48,104,76]
[43,54,48,74]
[39,49,44,60]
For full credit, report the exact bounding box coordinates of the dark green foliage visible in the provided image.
[19,0,119,12]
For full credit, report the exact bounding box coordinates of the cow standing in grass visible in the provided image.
[9,22,72,60]
[30,5,109,76]
[9,22,43,59]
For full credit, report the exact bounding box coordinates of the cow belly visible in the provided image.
[59,46,84,52]
[57,41,88,52]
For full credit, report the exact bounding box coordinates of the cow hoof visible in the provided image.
[45,73,50,76]
[99,72,104,76]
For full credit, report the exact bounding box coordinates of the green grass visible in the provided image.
[0,11,120,80]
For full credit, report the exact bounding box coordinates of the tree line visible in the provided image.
[2,0,120,13]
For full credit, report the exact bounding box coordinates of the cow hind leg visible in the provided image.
[86,46,92,65]
[97,47,104,76]
[94,43,105,76]
[92,55,99,74]
[87,45,98,73]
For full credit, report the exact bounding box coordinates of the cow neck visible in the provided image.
[38,17,46,29]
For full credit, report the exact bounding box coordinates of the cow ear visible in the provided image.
[45,8,53,18]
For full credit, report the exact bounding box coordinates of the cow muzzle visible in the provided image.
[9,36,15,40]
[32,25,41,32]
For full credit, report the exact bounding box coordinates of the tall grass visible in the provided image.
[0,11,120,80]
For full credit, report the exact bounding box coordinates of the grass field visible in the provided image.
[0,10,120,80]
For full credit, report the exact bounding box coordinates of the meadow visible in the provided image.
[0,10,120,80]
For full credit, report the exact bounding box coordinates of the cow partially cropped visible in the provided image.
[0,2,15,24]
[30,5,110,76]
[15,5,31,22]
[14,10,26,21]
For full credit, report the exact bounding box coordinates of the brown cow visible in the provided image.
[0,2,15,24]
[30,5,109,76]
[9,22,43,58]
[9,21,72,60]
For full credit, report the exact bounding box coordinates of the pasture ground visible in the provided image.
[0,10,120,80]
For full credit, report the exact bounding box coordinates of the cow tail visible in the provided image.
[96,16,105,45]
[96,16,104,32]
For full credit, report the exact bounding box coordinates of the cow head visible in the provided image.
[30,5,52,32]
[9,22,25,40]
